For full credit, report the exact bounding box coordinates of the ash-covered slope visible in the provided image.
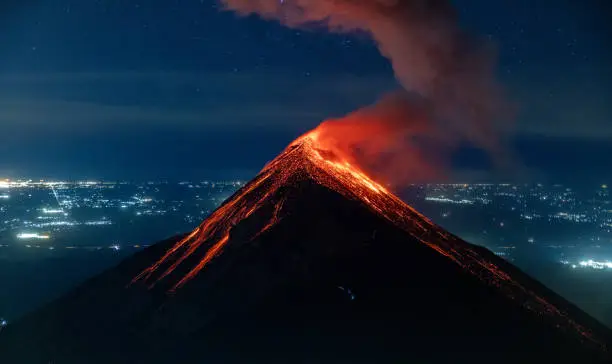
[1,136,611,364]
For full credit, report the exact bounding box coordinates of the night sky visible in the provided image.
[0,0,610,183]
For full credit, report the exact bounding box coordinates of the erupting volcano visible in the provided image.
[1,132,611,363]
[131,126,604,345]
[0,1,608,360]
[0,0,607,362]
[132,125,419,292]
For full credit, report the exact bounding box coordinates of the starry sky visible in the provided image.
[0,0,610,183]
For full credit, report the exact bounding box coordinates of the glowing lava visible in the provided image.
[131,128,602,349]
[132,127,401,293]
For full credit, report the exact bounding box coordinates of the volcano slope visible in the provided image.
[1,135,611,364]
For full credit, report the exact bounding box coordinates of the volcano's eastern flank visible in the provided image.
[0,134,610,363]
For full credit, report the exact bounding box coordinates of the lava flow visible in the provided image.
[131,127,601,348]
[131,126,419,292]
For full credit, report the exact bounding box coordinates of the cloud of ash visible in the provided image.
[220,0,510,184]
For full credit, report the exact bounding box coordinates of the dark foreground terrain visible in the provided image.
[1,141,610,363]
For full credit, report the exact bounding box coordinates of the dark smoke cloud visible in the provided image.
[220,0,510,184]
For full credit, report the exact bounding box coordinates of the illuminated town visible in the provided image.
[0,178,244,251]
[0,178,609,265]
[415,183,611,266]
[0,178,610,327]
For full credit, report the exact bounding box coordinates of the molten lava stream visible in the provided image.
[172,233,230,292]
[132,169,275,288]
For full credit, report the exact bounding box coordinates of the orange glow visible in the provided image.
[171,234,230,292]
[131,126,602,349]
[132,227,201,284]
[132,129,414,290]
[253,197,285,240]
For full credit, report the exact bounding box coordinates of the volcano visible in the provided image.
[0,132,610,363]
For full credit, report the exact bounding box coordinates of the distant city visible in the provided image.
[1,179,609,266]
[406,183,611,267]
[0,178,611,323]
[0,179,244,252]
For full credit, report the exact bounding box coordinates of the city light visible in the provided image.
[84,220,113,226]
[0,194,9,199]
[578,260,612,270]
[29,221,77,228]
[42,208,64,214]
[424,196,474,205]
[78,181,100,186]
[16,233,50,240]
[562,259,612,270]
[1,317,9,334]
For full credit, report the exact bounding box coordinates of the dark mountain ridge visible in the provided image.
[1,135,610,363]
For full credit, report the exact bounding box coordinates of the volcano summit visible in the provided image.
[0,134,610,363]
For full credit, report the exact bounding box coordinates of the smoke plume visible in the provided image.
[220,0,509,185]
[310,92,449,184]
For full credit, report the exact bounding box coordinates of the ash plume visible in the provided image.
[220,0,509,184]
[311,92,449,185]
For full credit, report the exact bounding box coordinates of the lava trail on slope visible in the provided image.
[131,130,605,350]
